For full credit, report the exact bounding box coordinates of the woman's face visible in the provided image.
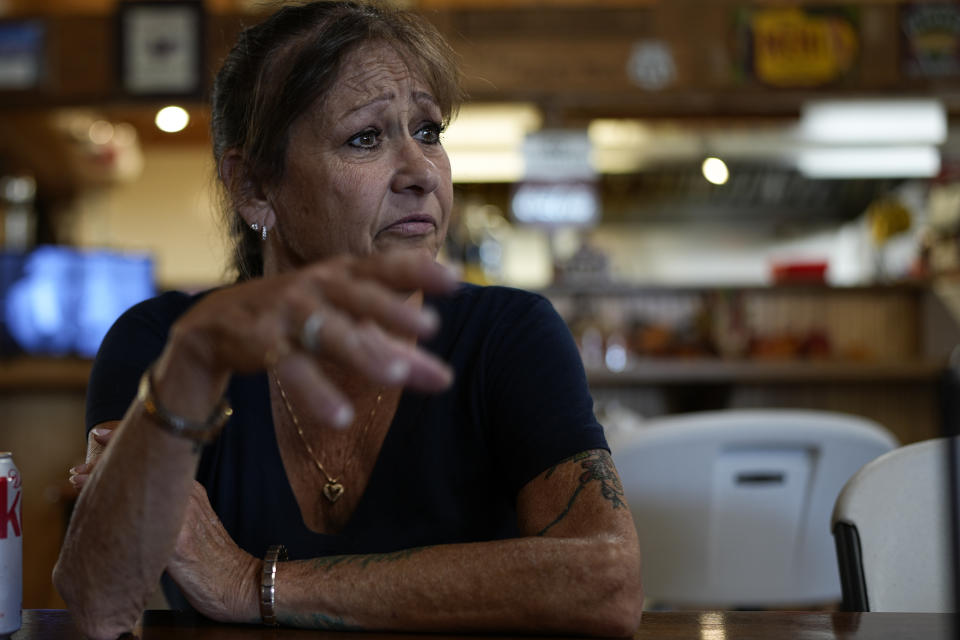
[266,42,453,270]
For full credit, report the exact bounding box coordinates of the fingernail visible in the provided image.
[69,466,80,475]
[444,264,462,283]
[419,307,439,332]
[386,359,410,383]
[92,428,111,437]
[333,405,355,429]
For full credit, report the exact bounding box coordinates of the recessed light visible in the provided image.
[155,106,189,133]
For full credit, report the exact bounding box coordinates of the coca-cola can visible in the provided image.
[0,452,21,636]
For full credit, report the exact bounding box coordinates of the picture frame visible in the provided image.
[117,1,204,98]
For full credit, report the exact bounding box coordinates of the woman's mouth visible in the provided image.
[379,215,437,237]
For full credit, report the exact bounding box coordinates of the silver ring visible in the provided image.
[299,310,325,354]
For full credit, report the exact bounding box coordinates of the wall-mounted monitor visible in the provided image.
[0,246,155,358]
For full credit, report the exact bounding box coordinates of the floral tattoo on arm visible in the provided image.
[538,449,626,536]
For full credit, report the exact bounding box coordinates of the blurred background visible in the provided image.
[3,0,960,609]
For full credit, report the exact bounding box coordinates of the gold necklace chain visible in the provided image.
[272,372,383,504]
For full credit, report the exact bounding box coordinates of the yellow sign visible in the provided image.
[751,8,858,87]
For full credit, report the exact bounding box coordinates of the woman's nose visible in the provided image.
[391,138,441,195]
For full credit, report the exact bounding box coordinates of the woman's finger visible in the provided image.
[69,473,90,491]
[92,427,115,447]
[316,275,440,340]
[85,426,117,464]
[170,253,458,395]
[347,251,459,295]
[69,462,90,476]
[273,353,355,429]
[69,460,93,491]
[293,305,452,391]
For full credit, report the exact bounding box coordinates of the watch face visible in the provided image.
[120,3,203,97]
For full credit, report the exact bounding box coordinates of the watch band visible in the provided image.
[260,544,287,626]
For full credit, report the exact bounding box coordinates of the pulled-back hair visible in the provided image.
[211,0,464,281]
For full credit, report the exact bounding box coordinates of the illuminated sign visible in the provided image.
[510,181,599,227]
[738,7,858,87]
[902,3,960,78]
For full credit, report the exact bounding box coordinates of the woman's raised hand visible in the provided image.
[68,426,116,492]
[155,251,459,430]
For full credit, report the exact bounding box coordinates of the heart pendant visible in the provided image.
[323,482,345,503]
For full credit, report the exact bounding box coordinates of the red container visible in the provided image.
[0,452,21,637]
[771,260,828,284]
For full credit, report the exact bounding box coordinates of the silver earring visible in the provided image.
[262,225,268,241]
[250,222,259,232]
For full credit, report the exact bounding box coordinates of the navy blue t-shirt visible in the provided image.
[86,283,607,607]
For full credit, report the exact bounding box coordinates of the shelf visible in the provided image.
[0,358,92,392]
[0,356,944,393]
[586,359,946,386]
[540,282,929,298]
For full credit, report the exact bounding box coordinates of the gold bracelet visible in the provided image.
[260,544,287,626]
[137,365,233,447]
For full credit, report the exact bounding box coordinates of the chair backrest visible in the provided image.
[613,408,898,608]
[832,436,956,612]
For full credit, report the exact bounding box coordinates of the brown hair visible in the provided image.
[211,0,464,280]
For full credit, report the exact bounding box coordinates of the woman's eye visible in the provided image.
[414,122,443,145]
[348,129,380,149]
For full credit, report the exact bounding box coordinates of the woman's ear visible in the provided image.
[218,149,277,230]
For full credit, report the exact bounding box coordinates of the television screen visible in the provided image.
[0,246,155,358]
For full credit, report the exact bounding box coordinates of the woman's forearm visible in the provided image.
[53,409,198,639]
[53,347,229,640]
[274,534,643,637]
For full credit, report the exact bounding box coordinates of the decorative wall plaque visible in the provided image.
[118,1,204,97]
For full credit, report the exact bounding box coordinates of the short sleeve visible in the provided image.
[85,291,193,433]
[480,291,607,492]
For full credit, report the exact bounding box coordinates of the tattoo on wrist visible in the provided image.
[538,450,626,536]
[278,612,364,631]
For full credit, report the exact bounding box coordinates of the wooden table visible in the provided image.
[10,609,957,640]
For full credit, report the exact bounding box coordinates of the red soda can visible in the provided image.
[0,452,21,636]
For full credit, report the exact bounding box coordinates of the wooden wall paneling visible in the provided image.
[419,0,658,8]
[204,12,246,82]
[443,6,658,100]
[47,15,112,99]
[858,3,900,88]
[728,381,940,445]
[456,37,638,97]
[0,391,87,609]
[656,1,729,90]
[0,111,79,203]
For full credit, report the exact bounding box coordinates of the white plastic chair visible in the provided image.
[612,408,898,608]
[832,436,957,612]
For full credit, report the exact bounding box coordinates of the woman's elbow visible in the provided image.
[52,554,78,612]
[596,562,644,636]
[52,556,139,640]
[573,536,644,636]
[599,585,644,637]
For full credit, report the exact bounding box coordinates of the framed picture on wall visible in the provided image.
[117,1,204,98]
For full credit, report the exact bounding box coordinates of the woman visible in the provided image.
[53,2,643,638]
